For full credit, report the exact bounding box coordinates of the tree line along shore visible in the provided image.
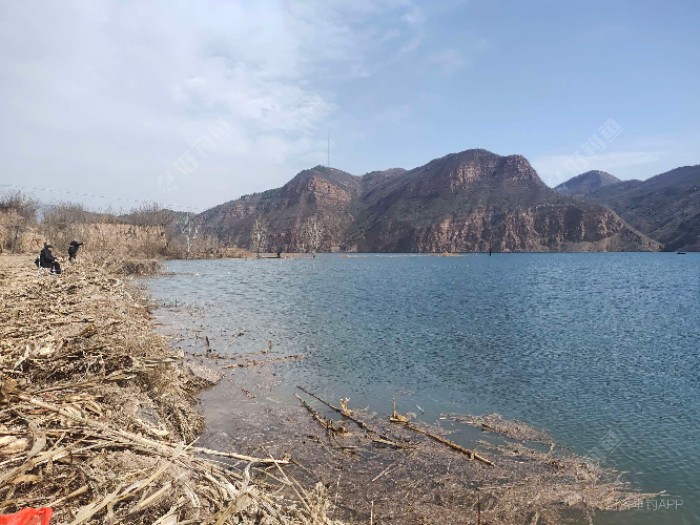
[0,191,252,262]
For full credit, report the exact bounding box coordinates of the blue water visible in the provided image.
[146,253,700,524]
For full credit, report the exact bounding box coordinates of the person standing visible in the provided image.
[68,240,83,261]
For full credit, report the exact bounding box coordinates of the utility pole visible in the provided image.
[327,128,330,168]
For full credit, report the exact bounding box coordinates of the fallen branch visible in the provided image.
[297,386,405,448]
[224,354,305,369]
[389,403,495,467]
[294,394,348,436]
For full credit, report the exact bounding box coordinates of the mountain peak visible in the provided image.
[555,170,621,196]
[285,166,359,191]
[498,154,543,181]
[452,147,499,158]
[428,148,499,166]
[421,149,544,189]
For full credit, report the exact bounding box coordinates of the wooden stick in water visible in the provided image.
[294,394,347,435]
[296,386,405,448]
[389,403,495,467]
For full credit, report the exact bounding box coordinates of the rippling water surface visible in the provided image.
[146,253,700,525]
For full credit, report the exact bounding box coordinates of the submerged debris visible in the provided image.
[220,384,658,525]
[441,412,553,443]
[149,282,660,525]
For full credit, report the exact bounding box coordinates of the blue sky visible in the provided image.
[1,0,698,211]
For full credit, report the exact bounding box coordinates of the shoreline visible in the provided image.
[148,257,658,525]
[0,254,342,524]
[0,253,662,524]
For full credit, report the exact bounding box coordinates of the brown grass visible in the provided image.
[111,258,164,276]
[0,254,343,525]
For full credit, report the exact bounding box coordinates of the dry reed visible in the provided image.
[0,254,343,525]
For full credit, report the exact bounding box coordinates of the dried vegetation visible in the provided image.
[0,255,342,525]
[0,251,658,525]
[275,389,654,525]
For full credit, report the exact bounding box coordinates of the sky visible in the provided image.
[1,0,699,212]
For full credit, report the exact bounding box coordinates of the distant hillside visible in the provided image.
[196,149,659,253]
[555,170,621,196]
[197,166,362,252]
[583,165,700,251]
[347,150,656,252]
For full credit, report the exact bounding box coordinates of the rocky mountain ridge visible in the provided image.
[560,165,700,251]
[196,149,661,253]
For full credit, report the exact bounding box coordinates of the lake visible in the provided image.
[146,253,700,524]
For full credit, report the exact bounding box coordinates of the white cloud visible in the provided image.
[0,0,429,210]
[402,7,426,27]
[398,6,426,54]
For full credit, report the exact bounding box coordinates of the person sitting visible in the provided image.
[35,243,62,274]
[68,240,84,261]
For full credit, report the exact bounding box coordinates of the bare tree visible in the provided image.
[125,202,177,228]
[179,213,199,257]
[0,190,39,223]
[300,216,323,253]
[250,218,268,254]
[0,191,39,253]
[42,202,90,226]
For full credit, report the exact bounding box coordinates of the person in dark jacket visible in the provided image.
[36,243,62,274]
[68,240,84,261]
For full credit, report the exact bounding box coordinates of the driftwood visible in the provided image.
[297,386,406,449]
[295,394,348,436]
[224,354,305,369]
[390,403,495,467]
[441,413,552,443]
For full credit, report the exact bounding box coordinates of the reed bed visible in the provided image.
[0,255,342,525]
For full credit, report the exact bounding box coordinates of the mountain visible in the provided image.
[555,170,621,196]
[346,150,657,252]
[583,165,700,251]
[197,166,361,252]
[196,149,660,253]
